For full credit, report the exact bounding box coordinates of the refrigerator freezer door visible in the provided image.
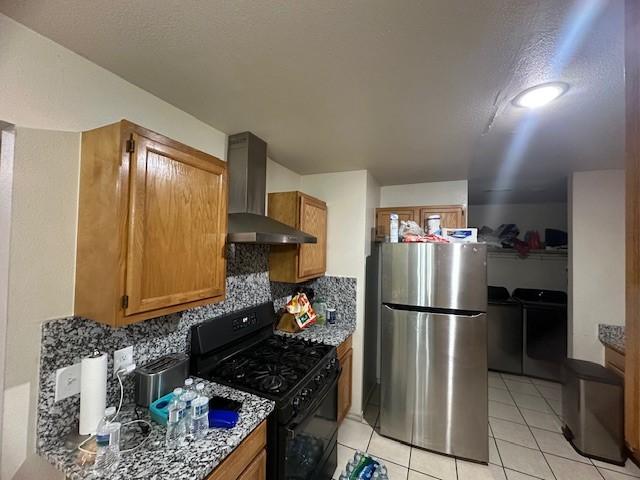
[381,243,487,312]
[380,304,488,462]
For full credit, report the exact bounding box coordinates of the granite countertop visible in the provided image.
[599,324,625,354]
[274,319,355,347]
[39,379,274,480]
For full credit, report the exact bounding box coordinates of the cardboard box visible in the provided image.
[442,228,478,243]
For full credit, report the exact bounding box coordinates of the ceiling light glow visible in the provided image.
[513,82,569,109]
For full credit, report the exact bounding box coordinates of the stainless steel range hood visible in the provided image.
[226,132,316,244]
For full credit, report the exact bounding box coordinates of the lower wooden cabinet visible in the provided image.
[605,346,625,378]
[207,421,266,480]
[337,336,353,423]
[237,450,266,480]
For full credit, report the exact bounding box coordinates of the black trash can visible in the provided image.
[512,288,567,382]
[488,286,522,374]
[562,358,625,465]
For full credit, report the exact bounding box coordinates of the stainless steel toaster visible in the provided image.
[135,353,189,406]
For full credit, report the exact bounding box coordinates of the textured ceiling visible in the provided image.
[0,0,624,203]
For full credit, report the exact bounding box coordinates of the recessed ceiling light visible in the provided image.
[512,82,569,109]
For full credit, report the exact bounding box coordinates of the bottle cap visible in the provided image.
[185,378,193,386]
[104,406,116,416]
[196,383,205,391]
[173,387,183,395]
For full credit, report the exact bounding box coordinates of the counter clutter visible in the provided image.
[275,321,355,347]
[39,380,274,480]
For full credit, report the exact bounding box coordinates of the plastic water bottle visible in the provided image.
[389,213,399,243]
[184,378,194,393]
[181,380,197,438]
[93,407,121,476]
[166,388,186,449]
[191,383,209,440]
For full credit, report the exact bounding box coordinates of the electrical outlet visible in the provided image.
[55,363,81,402]
[113,346,134,378]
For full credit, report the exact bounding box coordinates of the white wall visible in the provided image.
[569,170,625,363]
[469,203,568,234]
[0,125,16,466]
[265,158,302,205]
[470,203,569,293]
[0,14,225,159]
[365,173,381,256]
[0,14,227,479]
[379,180,468,207]
[2,129,80,480]
[300,171,370,417]
[486,252,568,293]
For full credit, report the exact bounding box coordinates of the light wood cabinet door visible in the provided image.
[337,336,353,424]
[207,421,267,480]
[125,134,227,315]
[237,450,266,480]
[375,207,417,239]
[419,205,466,230]
[267,191,327,283]
[74,120,227,327]
[298,194,327,279]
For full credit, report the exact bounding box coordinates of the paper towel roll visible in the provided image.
[79,351,107,435]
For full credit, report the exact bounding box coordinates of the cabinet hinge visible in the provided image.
[122,295,129,309]
[125,137,135,153]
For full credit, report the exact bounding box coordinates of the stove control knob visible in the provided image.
[314,374,324,384]
[292,397,301,409]
[301,388,311,398]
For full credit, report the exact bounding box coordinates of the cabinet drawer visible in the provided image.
[237,449,266,480]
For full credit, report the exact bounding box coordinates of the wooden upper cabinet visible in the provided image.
[268,191,327,283]
[375,204,466,238]
[375,207,417,239]
[418,205,466,230]
[74,120,227,327]
[298,194,327,279]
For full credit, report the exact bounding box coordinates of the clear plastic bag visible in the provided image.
[399,220,424,238]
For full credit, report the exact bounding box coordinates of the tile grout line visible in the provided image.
[487,420,509,478]
[503,466,547,480]
[454,454,459,480]
[489,412,557,434]
[502,374,559,480]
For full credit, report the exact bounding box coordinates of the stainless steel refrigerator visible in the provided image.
[379,242,488,463]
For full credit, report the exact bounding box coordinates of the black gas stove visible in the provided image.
[190,302,339,480]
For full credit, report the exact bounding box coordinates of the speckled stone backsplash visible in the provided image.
[270,276,357,329]
[37,244,356,450]
[598,324,625,354]
[37,244,270,450]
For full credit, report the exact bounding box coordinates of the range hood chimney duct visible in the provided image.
[226,132,316,244]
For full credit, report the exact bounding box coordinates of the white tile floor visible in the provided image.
[334,372,640,480]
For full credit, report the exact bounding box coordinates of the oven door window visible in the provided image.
[285,379,338,479]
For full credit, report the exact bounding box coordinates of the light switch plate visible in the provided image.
[113,346,134,378]
[55,363,81,402]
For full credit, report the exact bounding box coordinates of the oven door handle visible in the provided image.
[286,369,340,439]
